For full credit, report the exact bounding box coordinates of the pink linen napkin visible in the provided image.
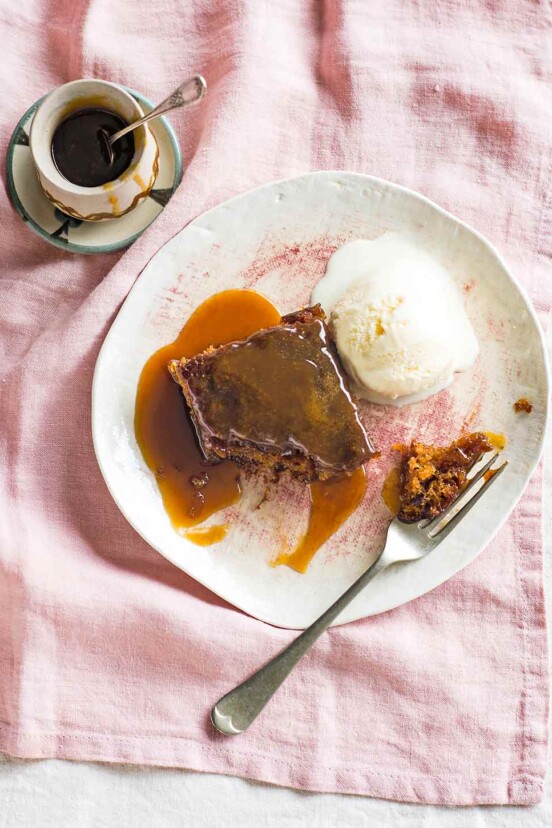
[0,0,550,806]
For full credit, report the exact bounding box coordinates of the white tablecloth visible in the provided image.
[1,330,550,828]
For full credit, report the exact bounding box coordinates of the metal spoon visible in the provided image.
[99,74,207,164]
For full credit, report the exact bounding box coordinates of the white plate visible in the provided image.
[92,172,550,629]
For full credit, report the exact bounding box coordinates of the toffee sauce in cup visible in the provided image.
[51,107,135,187]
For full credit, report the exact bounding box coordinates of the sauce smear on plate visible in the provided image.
[184,524,229,546]
[274,467,366,573]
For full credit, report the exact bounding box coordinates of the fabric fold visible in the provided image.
[0,0,550,805]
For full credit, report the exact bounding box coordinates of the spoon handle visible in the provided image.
[110,75,207,144]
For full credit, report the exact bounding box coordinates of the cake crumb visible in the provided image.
[514,397,533,414]
[396,432,493,523]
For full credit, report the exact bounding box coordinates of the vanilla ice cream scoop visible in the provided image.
[311,234,478,406]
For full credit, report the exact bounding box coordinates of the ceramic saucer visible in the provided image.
[6,87,182,255]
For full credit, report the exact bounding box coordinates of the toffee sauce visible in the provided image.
[51,107,134,187]
[135,289,367,564]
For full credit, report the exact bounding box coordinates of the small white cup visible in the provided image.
[30,79,159,221]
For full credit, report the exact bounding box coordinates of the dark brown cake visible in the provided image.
[396,432,493,523]
[168,305,375,482]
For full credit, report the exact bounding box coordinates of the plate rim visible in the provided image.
[6,86,183,255]
[91,170,551,628]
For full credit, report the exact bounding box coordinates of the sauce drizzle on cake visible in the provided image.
[169,305,374,481]
[135,290,374,564]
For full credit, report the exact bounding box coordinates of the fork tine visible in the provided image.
[429,460,508,541]
[468,451,485,472]
[424,452,501,530]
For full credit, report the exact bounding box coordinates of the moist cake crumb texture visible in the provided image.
[395,432,493,523]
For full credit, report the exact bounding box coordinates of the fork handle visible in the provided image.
[211,550,389,735]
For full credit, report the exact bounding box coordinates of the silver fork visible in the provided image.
[211,451,508,736]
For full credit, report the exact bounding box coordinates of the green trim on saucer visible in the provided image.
[6,87,183,255]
